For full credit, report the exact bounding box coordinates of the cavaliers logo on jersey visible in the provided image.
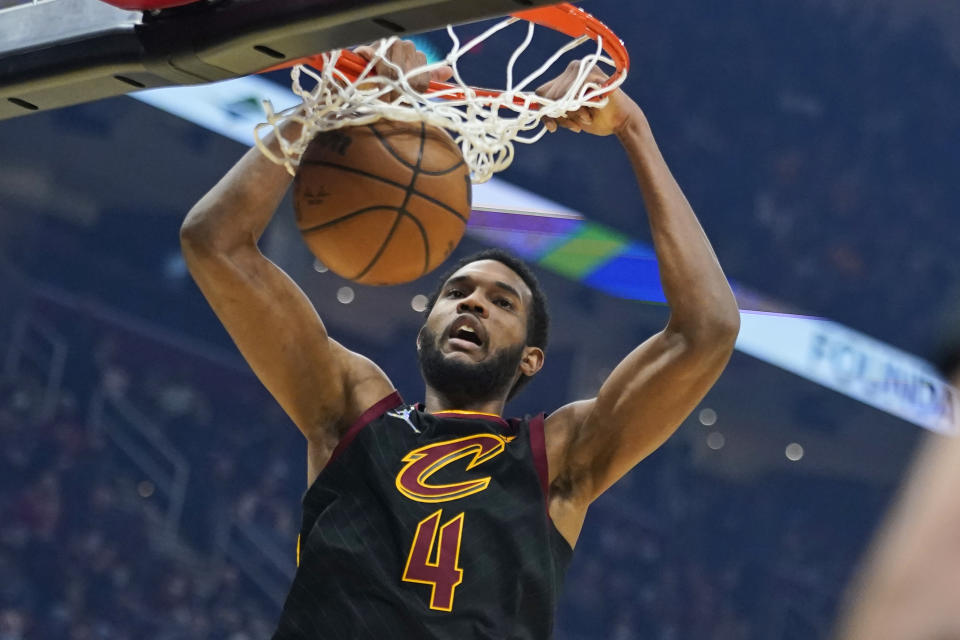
[395,434,511,503]
[395,433,513,611]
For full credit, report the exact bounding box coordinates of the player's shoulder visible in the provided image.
[328,340,395,431]
[545,399,594,437]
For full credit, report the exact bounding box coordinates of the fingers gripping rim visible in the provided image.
[255,3,630,183]
[268,3,629,105]
[509,4,629,100]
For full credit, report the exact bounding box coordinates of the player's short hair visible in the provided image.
[424,248,550,400]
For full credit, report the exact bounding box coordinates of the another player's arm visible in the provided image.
[540,66,741,544]
[835,420,960,639]
[179,123,392,460]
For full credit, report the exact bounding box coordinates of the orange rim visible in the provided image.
[261,3,628,105]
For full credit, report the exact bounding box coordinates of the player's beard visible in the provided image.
[417,326,525,407]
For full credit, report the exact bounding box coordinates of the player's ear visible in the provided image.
[416,326,425,352]
[519,346,544,378]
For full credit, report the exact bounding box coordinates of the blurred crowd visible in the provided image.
[0,371,280,639]
[556,447,882,640]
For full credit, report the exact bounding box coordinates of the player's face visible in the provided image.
[417,260,535,403]
[423,260,533,364]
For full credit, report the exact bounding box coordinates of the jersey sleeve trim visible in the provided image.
[327,391,404,467]
[527,413,549,505]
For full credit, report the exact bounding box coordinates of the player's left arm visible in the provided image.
[540,65,741,539]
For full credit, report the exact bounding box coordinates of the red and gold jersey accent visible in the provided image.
[395,433,511,503]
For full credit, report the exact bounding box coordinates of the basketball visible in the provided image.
[293,120,471,286]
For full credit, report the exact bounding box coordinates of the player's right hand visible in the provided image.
[354,40,453,98]
[536,60,642,137]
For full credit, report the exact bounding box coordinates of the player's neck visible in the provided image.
[422,387,506,417]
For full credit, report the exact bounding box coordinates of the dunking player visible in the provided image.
[180,42,740,638]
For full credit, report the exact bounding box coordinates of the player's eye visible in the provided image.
[495,298,513,309]
[446,289,464,298]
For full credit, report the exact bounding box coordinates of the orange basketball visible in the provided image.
[293,120,471,285]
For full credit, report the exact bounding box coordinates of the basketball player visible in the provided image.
[835,321,960,640]
[180,41,740,638]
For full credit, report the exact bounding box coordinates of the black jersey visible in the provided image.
[272,392,572,640]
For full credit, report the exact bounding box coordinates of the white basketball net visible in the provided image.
[254,16,625,184]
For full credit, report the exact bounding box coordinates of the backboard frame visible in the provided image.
[0,0,566,120]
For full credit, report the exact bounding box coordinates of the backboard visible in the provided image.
[0,0,562,120]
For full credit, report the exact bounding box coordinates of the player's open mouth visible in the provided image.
[447,316,486,350]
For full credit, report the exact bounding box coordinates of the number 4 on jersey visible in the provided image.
[402,510,465,611]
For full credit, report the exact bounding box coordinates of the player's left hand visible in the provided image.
[535,61,643,136]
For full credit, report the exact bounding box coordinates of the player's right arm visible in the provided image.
[179,122,393,456]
